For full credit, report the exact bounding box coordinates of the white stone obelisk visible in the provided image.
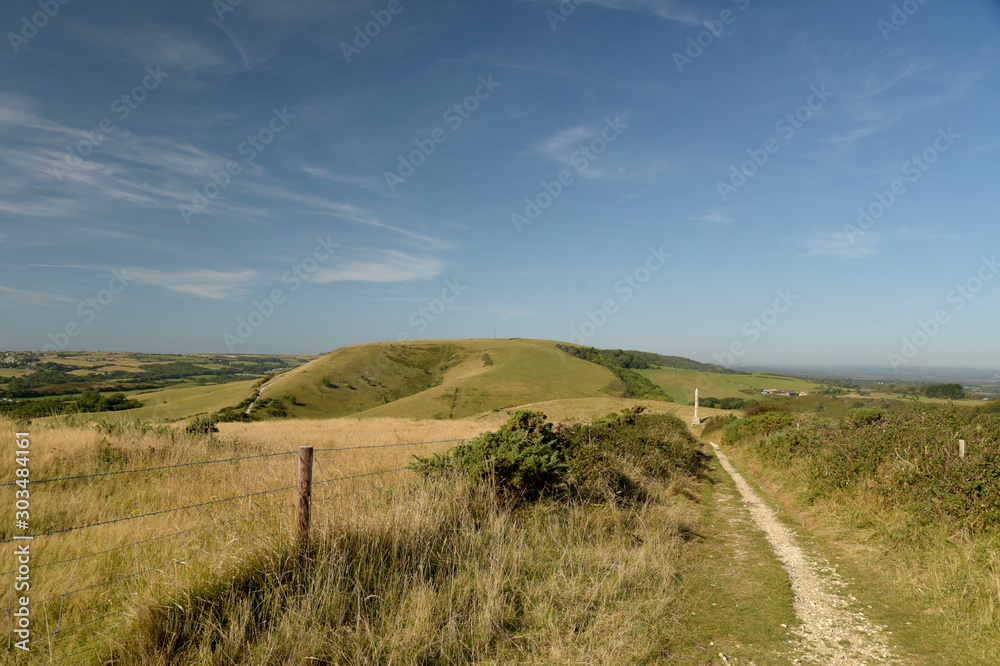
[692,388,700,425]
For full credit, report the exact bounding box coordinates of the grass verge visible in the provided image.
[669,443,800,665]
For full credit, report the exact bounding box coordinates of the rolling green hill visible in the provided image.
[260,339,624,419]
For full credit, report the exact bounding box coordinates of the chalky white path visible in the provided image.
[710,443,901,665]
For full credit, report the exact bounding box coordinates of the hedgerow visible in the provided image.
[724,404,1000,531]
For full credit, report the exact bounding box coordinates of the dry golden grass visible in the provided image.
[522,397,731,426]
[2,404,709,664]
[104,467,700,664]
[1,414,496,664]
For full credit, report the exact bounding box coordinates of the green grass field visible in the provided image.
[638,367,822,404]
[31,379,262,426]
[124,380,262,421]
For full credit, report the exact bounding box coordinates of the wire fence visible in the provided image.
[2,434,470,663]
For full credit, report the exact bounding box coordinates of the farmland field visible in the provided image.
[638,366,823,403]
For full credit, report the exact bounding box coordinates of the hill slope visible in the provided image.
[260,339,623,419]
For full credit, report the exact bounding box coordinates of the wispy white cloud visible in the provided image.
[797,226,964,259]
[26,264,93,269]
[309,250,444,283]
[796,231,882,259]
[825,56,979,146]
[215,22,255,71]
[535,121,631,180]
[0,285,76,306]
[302,165,380,190]
[689,209,735,224]
[528,0,701,25]
[0,104,379,227]
[537,125,592,160]
[0,93,80,137]
[75,26,232,72]
[125,268,258,300]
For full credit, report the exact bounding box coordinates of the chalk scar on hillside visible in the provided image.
[710,442,902,665]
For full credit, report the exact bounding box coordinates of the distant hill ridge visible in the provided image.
[555,344,739,374]
[622,350,741,374]
[226,339,739,421]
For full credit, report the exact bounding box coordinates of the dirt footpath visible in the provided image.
[710,443,901,666]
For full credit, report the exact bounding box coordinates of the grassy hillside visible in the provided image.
[262,339,622,420]
[126,379,263,422]
[638,367,822,404]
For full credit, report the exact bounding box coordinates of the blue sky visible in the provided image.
[1,0,998,370]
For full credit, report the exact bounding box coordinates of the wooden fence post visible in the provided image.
[959,439,966,459]
[297,446,314,546]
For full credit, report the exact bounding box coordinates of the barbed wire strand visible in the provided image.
[0,449,299,488]
[0,437,466,489]
[0,483,298,545]
[1,502,292,578]
[4,504,295,615]
[0,439,472,544]
[6,512,292,626]
[31,536,276,662]
[312,437,465,454]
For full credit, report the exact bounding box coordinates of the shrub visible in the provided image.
[699,396,759,410]
[185,416,219,435]
[414,408,705,504]
[95,417,170,436]
[413,410,566,501]
[846,406,887,427]
[721,411,795,444]
[743,403,790,417]
[252,398,288,418]
[561,408,705,502]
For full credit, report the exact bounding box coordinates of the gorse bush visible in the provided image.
[561,407,706,503]
[185,416,219,435]
[846,406,887,427]
[413,408,705,504]
[743,403,791,418]
[721,410,795,444]
[413,411,567,500]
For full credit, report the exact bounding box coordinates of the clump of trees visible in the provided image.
[698,396,759,411]
[556,344,672,401]
[0,389,141,419]
[923,383,966,400]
